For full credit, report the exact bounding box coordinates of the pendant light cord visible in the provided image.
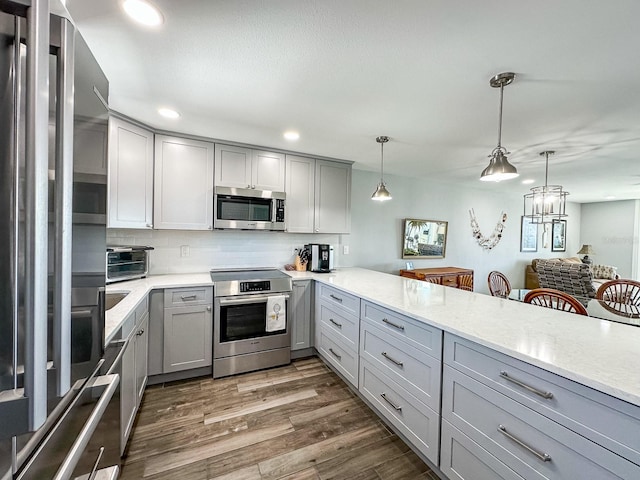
[497,83,504,148]
[380,141,384,182]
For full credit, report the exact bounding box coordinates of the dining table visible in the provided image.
[508,289,640,327]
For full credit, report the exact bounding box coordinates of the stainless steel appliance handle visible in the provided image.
[218,294,290,306]
[24,0,50,431]
[53,374,120,480]
[498,425,552,462]
[53,17,75,397]
[499,371,554,399]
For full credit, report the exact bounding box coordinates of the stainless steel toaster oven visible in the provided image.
[106,246,154,283]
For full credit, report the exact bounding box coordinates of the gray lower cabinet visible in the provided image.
[121,298,149,454]
[162,287,213,373]
[442,333,640,479]
[291,280,312,351]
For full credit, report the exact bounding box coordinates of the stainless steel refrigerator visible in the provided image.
[0,1,119,478]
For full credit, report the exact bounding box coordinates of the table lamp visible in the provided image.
[577,244,595,264]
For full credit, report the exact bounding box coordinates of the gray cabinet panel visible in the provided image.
[360,319,440,413]
[214,144,251,188]
[154,135,214,230]
[440,420,524,480]
[285,155,315,233]
[147,290,165,376]
[107,117,154,228]
[359,359,439,465]
[135,311,149,407]
[317,328,358,387]
[444,333,640,465]
[163,304,213,373]
[314,160,351,233]
[442,365,640,480]
[291,280,312,351]
[252,149,285,191]
[317,283,360,318]
[120,328,136,455]
[318,303,359,351]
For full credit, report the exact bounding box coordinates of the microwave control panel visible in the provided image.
[240,280,271,293]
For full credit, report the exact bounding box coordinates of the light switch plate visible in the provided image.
[343,245,349,255]
[180,245,190,257]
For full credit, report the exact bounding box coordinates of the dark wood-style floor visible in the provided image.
[120,357,439,480]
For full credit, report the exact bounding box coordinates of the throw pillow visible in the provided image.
[591,264,618,280]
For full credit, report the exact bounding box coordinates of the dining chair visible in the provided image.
[523,288,588,316]
[487,271,511,298]
[459,274,473,292]
[596,279,640,305]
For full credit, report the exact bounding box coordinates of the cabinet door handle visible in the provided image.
[499,371,553,399]
[328,348,341,360]
[382,318,405,331]
[247,184,251,188]
[181,294,197,301]
[251,185,255,189]
[146,223,152,228]
[206,306,212,311]
[380,393,402,411]
[329,318,342,328]
[498,425,551,462]
[136,329,144,336]
[381,351,403,367]
[329,294,343,303]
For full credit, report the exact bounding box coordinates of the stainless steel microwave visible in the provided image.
[214,186,286,231]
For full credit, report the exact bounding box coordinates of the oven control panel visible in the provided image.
[240,280,271,293]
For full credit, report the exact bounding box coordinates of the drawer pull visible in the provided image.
[500,371,554,399]
[329,294,343,303]
[136,329,144,336]
[380,393,402,411]
[181,294,197,301]
[329,318,343,328]
[382,318,405,331]
[498,425,552,462]
[329,348,342,360]
[381,351,404,367]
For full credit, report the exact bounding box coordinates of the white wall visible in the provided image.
[107,169,582,293]
[580,200,638,278]
[345,170,582,293]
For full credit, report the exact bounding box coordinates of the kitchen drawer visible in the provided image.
[440,419,524,480]
[361,300,442,359]
[317,328,358,387]
[444,333,640,465]
[443,365,640,480]
[317,283,360,317]
[164,286,212,307]
[318,302,359,350]
[360,319,440,413]
[359,359,439,465]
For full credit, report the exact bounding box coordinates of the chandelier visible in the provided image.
[523,150,568,224]
[480,72,519,182]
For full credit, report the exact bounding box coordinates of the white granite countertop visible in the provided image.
[106,268,640,407]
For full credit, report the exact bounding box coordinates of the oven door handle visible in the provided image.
[218,294,290,306]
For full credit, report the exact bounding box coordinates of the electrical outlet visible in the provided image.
[180,245,190,257]
[343,245,349,255]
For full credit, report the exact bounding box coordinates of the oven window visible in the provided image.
[220,302,285,342]
[218,196,272,222]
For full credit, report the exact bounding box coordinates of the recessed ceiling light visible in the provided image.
[122,0,164,27]
[158,107,180,119]
[604,195,616,200]
[521,178,535,185]
[283,131,300,141]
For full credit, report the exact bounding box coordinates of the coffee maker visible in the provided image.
[305,244,334,272]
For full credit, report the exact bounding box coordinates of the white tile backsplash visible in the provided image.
[107,229,344,274]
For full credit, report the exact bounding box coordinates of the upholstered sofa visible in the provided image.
[525,257,619,290]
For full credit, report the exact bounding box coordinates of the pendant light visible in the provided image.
[480,72,519,182]
[371,136,392,201]
[523,150,569,224]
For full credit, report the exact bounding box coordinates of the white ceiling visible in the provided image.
[66,0,640,203]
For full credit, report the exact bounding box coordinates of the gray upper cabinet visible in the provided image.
[315,160,351,233]
[285,155,315,233]
[215,144,285,191]
[107,117,154,229]
[154,135,214,230]
[285,156,352,233]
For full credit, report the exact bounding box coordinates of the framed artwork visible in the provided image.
[551,220,567,252]
[402,218,448,259]
[520,216,538,252]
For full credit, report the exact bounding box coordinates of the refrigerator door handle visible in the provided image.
[24,0,50,432]
[53,16,75,398]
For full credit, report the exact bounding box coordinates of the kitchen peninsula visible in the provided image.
[107,267,640,479]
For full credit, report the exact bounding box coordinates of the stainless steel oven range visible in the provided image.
[211,269,292,378]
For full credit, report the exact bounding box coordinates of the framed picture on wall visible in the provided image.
[520,216,538,252]
[551,220,567,252]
